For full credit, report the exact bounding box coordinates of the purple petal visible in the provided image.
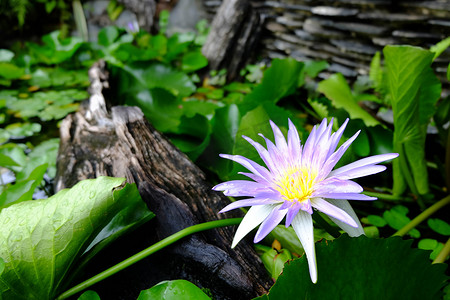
[259,134,287,171]
[318,130,360,179]
[301,125,318,167]
[270,120,288,154]
[288,119,302,161]
[254,206,288,243]
[213,180,266,196]
[220,198,282,213]
[326,118,349,157]
[317,193,377,201]
[313,178,363,196]
[310,119,334,169]
[220,154,271,179]
[324,199,364,237]
[299,200,313,214]
[315,118,329,139]
[330,165,387,180]
[242,136,277,174]
[231,204,275,248]
[329,153,399,179]
[279,200,293,210]
[285,201,302,227]
[311,198,357,227]
[238,172,271,185]
[292,211,317,283]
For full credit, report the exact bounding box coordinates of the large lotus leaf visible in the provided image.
[137,280,211,300]
[384,45,441,195]
[257,235,447,300]
[0,177,153,300]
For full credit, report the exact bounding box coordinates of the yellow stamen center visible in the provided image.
[274,167,317,203]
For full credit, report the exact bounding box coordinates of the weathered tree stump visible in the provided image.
[201,0,264,80]
[54,61,272,299]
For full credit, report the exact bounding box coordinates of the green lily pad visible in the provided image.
[383,205,420,238]
[137,280,211,300]
[367,215,387,227]
[5,123,41,138]
[77,290,101,300]
[418,239,445,260]
[258,235,447,299]
[428,218,450,236]
[181,50,208,73]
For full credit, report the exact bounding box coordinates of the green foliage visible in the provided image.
[1,17,449,299]
[0,177,153,299]
[137,280,211,300]
[317,73,380,127]
[255,244,292,281]
[256,235,448,300]
[263,225,334,256]
[78,290,101,300]
[383,205,420,238]
[383,45,441,196]
[418,239,445,260]
[239,58,304,114]
[28,31,84,65]
[428,218,450,236]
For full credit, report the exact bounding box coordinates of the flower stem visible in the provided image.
[433,237,450,264]
[392,195,450,237]
[55,218,243,300]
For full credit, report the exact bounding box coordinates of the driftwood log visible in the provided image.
[54,61,272,299]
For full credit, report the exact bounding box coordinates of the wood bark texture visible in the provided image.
[201,0,263,80]
[54,61,272,299]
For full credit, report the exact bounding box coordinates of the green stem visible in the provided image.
[392,195,450,237]
[433,237,450,264]
[56,218,243,300]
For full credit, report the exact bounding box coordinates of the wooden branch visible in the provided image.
[55,61,272,299]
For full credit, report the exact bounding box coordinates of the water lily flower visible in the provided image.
[213,118,398,283]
